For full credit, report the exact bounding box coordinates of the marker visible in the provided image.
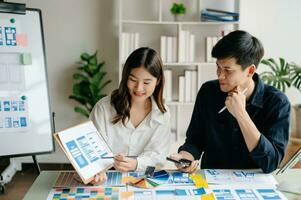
[101,155,138,159]
[218,88,248,114]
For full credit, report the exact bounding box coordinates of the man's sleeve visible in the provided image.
[249,99,291,173]
[178,87,205,160]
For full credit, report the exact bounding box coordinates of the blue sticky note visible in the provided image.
[193,187,206,195]
[175,189,188,196]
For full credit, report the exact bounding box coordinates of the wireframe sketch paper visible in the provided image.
[204,169,278,186]
[54,121,114,184]
[0,96,29,132]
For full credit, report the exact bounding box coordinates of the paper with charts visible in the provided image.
[209,184,287,200]
[54,121,114,184]
[205,169,278,186]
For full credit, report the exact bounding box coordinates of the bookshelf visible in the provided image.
[118,0,240,143]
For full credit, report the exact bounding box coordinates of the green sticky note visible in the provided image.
[21,53,32,65]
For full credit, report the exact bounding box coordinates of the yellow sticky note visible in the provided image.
[190,174,209,189]
[201,192,215,200]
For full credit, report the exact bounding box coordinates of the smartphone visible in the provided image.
[166,157,192,167]
[144,166,156,177]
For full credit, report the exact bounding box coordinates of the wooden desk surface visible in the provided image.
[23,169,301,200]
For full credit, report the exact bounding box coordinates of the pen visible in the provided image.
[101,155,138,159]
[218,88,248,114]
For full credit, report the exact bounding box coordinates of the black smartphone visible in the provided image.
[166,157,192,167]
[144,166,156,177]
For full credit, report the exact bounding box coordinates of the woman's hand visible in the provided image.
[113,153,138,172]
[90,171,107,185]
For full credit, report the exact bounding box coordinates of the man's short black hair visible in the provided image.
[211,30,264,69]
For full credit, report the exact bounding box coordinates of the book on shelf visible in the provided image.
[160,36,177,63]
[201,8,239,22]
[184,70,192,102]
[179,30,195,63]
[178,76,185,102]
[206,36,222,62]
[121,32,140,62]
[163,69,173,102]
[54,121,114,184]
[177,70,198,103]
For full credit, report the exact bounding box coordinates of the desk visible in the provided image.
[23,169,301,200]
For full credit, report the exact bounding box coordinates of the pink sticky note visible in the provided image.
[16,34,28,47]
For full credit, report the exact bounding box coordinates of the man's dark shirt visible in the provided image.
[179,73,290,173]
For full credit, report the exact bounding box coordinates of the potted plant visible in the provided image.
[69,51,111,117]
[170,3,186,21]
[260,58,301,139]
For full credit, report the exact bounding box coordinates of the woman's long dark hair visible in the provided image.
[111,47,166,125]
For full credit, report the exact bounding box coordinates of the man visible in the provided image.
[173,30,290,173]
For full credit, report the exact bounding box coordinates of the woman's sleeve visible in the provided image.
[89,101,108,142]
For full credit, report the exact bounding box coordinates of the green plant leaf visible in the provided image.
[97,61,105,69]
[260,58,292,92]
[80,53,90,61]
[69,95,88,105]
[89,52,97,65]
[89,83,99,97]
[98,80,112,93]
[170,3,186,15]
[74,106,89,118]
[91,72,105,85]
[290,63,301,91]
[70,51,111,117]
[73,73,89,82]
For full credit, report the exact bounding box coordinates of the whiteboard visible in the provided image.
[0,9,54,157]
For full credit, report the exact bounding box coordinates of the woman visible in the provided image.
[89,47,171,184]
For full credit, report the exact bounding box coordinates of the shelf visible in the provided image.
[122,20,239,25]
[120,0,240,139]
[166,101,194,106]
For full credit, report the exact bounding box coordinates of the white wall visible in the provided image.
[240,0,301,105]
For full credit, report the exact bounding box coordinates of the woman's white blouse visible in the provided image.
[89,96,171,171]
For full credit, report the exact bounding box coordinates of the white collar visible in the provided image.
[124,96,166,129]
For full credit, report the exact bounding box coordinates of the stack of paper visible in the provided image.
[204,169,288,200]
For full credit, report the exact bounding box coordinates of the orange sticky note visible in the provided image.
[120,191,134,199]
[122,176,138,184]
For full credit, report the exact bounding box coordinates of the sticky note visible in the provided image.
[190,174,209,189]
[21,53,32,65]
[122,176,138,184]
[193,187,206,195]
[120,191,134,198]
[201,193,215,200]
[16,34,28,47]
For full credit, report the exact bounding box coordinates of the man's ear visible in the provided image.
[248,65,256,76]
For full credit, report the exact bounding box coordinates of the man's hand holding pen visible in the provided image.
[225,86,248,118]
